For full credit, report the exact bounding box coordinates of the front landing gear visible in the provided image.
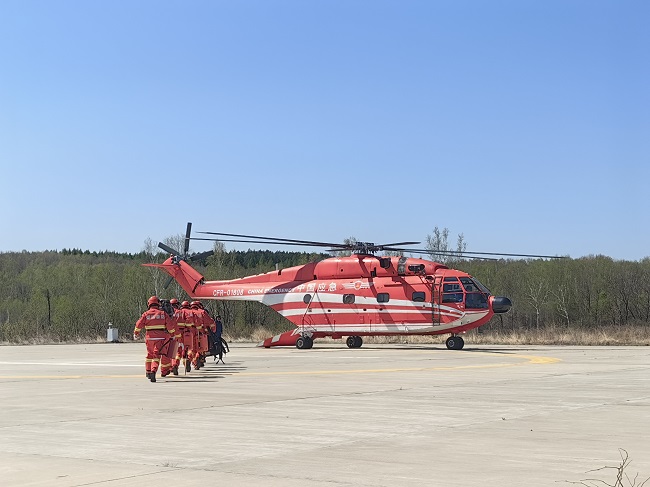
[295,335,314,349]
[445,335,465,350]
[346,336,363,348]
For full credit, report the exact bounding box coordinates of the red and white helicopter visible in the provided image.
[147,223,560,350]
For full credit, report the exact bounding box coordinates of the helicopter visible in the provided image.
[146,223,562,350]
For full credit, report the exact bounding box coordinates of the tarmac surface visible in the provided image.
[0,342,648,486]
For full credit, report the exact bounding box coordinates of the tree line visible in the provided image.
[0,247,648,343]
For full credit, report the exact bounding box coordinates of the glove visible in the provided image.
[133,334,138,341]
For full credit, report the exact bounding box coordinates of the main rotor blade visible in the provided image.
[189,250,215,262]
[183,222,192,256]
[163,275,174,289]
[377,241,420,248]
[197,231,348,248]
[192,237,347,248]
[397,248,567,259]
[377,247,499,261]
[158,242,180,255]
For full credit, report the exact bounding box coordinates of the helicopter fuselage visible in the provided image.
[150,253,511,348]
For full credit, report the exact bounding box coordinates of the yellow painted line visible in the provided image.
[0,352,561,380]
[509,353,562,365]
[0,375,144,380]
[233,352,561,376]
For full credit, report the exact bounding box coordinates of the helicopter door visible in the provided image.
[431,276,443,325]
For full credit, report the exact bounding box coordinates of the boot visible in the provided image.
[172,365,179,376]
[149,371,157,383]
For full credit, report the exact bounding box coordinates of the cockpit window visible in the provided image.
[443,283,462,292]
[470,277,491,294]
[442,293,464,303]
[459,277,479,292]
[465,293,488,309]
[443,277,459,282]
[459,277,491,294]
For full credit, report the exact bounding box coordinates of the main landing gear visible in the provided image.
[346,336,363,348]
[445,335,465,350]
[295,335,314,349]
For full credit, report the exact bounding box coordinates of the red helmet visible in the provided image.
[190,301,199,308]
[147,296,160,308]
[181,301,190,308]
[195,300,203,308]
[170,298,179,305]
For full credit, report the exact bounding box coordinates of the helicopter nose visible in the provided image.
[491,296,512,314]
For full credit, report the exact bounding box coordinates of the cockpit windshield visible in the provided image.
[459,277,490,294]
[469,277,491,295]
[461,276,491,309]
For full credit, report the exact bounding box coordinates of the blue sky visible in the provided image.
[1,1,648,260]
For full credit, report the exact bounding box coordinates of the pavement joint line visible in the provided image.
[0,387,412,428]
[53,469,171,487]
[173,387,411,413]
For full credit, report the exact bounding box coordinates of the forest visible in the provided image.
[0,246,649,344]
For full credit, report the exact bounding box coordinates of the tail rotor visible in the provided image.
[157,222,214,288]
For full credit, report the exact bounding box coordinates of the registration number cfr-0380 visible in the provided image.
[212,289,244,297]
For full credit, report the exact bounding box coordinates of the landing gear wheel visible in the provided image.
[346,336,363,348]
[445,336,465,350]
[296,336,313,349]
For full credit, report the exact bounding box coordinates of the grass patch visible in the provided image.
[1,324,649,346]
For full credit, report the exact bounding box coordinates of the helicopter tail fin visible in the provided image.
[143,258,205,295]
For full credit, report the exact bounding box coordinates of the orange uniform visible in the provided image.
[191,301,215,369]
[177,301,197,373]
[159,302,180,377]
[169,301,183,374]
[134,297,179,382]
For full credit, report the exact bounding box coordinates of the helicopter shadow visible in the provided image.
[166,361,248,381]
[342,345,537,355]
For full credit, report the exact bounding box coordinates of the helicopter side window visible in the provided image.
[444,277,459,282]
[442,293,464,303]
[412,292,426,302]
[303,294,312,304]
[377,293,390,303]
[343,294,355,304]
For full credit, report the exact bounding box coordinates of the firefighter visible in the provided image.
[191,300,215,369]
[211,314,228,363]
[133,296,178,383]
[214,314,223,342]
[160,299,181,377]
[167,299,182,375]
[179,300,197,373]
